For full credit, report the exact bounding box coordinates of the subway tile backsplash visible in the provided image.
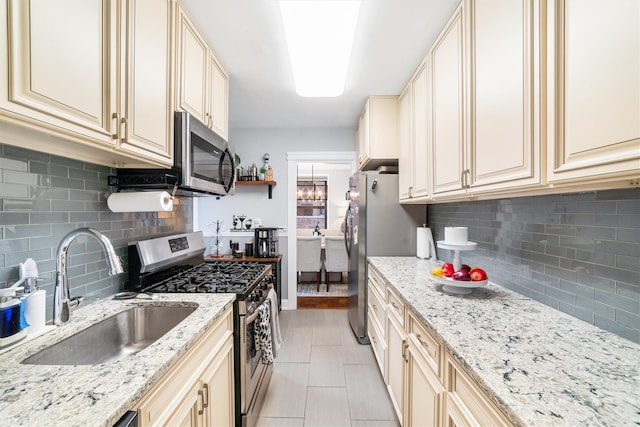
[0,144,192,322]
[429,189,640,343]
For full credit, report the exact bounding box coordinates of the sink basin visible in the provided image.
[22,305,197,365]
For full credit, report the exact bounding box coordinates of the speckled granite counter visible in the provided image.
[0,293,235,427]
[368,256,640,427]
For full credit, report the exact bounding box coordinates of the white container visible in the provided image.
[444,226,468,244]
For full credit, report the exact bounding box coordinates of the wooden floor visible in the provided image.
[297,296,348,309]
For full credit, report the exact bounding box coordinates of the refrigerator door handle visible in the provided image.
[344,207,352,258]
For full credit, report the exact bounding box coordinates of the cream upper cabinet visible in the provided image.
[466,0,542,192]
[398,83,413,200]
[431,4,467,198]
[399,61,431,202]
[176,4,229,140]
[0,0,115,145]
[357,96,399,170]
[176,6,208,124]
[0,0,173,167]
[117,0,173,163]
[411,61,431,199]
[546,0,640,186]
[209,55,229,141]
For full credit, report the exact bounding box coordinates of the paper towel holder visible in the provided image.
[104,183,179,200]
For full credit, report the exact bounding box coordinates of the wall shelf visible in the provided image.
[235,180,277,199]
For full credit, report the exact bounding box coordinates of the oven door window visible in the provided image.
[246,319,263,378]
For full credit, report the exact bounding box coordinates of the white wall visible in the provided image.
[196,128,355,233]
[194,127,356,306]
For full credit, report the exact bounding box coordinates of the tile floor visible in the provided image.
[256,309,399,427]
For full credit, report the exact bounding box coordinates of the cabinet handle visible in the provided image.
[415,333,429,350]
[402,340,409,363]
[391,302,399,310]
[197,389,204,415]
[111,113,118,139]
[202,383,209,410]
[120,117,128,144]
[372,304,377,311]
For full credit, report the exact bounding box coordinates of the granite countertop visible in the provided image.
[368,256,640,427]
[0,293,235,427]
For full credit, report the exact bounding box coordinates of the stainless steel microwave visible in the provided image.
[174,111,235,195]
[111,111,235,196]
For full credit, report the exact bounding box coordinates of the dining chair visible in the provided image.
[296,236,323,291]
[323,235,348,291]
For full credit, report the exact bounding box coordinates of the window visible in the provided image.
[296,179,327,229]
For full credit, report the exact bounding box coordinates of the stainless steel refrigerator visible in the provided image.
[345,171,426,344]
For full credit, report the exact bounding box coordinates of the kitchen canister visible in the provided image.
[417,225,435,259]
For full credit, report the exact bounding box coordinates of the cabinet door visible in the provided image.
[547,0,640,184]
[177,6,208,125]
[405,335,445,427]
[119,0,173,163]
[163,382,200,427]
[468,0,541,190]
[202,334,235,427]
[398,83,413,201]
[412,62,430,198]
[387,313,406,423]
[431,5,467,197]
[209,54,229,140]
[358,104,370,168]
[1,0,115,144]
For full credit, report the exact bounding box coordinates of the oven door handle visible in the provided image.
[246,309,261,324]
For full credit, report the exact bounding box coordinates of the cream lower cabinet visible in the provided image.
[444,352,513,427]
[368,273,387,375]
[136,304,234,427]
[546,0,640,187]
[403,310,445,427]
[176,4,229,140]
[0,0,173,167]
[386,288,407,423]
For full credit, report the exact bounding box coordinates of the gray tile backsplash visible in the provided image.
[0,144,192,322]
[429,189,640,343]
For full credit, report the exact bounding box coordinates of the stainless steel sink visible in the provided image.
[22,305,197,365]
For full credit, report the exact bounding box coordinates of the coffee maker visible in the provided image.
[254,227,279,258]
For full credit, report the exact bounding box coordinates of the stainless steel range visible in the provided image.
[126,231,274,427]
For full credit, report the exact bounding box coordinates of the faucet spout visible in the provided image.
[54,227,124,325]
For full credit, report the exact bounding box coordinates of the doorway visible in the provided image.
[286,152,356,309]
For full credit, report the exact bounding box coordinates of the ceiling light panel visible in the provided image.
[279,0,361,97]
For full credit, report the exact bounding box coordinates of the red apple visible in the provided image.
[452,270,471,281]
[441,262,455,277]
[469,268,488,281]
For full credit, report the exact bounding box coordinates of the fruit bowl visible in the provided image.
[430,274,488,294]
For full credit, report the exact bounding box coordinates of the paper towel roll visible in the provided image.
[24,290,46,335]
[107,191,173,213]
[417,226,435,259]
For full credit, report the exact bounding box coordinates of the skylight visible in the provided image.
[279,0,361,97]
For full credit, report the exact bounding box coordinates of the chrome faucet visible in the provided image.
[54,227,124,325]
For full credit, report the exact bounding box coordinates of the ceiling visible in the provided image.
[180,0,460,131]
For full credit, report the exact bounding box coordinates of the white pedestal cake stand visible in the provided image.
[433,240,487,294]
